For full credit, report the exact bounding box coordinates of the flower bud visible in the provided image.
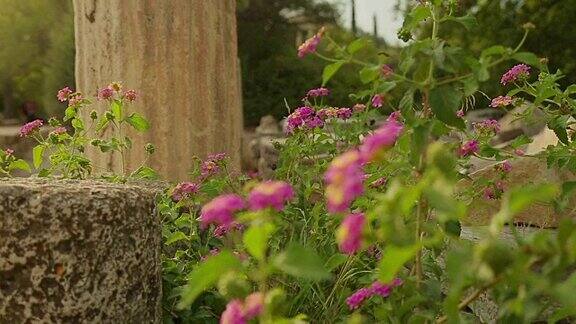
[105,111,115,120]
[48,117,60,127]
[145,143,155,154]
[522,22,536,30]
[90,110,98,120]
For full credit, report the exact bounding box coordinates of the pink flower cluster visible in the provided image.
[297,27,325,58]
[473,119,500,134]
[371,94,384,108]
[19,119,43,137]
[220,292,264,324]
[353,103,366,112]
[248,181,294,211]
[307,87,330,98]
[490,95,513,108]
[325,150,365,213]
[213,222,244,238]
[57,87,73,102]
[458,140,479,157]
[359,119,403,161]
[456,109,465,118]
[200,153,227,179]
[336,213,365,254]
[484,181,505,200]
[381,64,394,78]
[317,107,353,120]
[172,182,200,201]
[346,278,403,310]
[496,160,512,173]
[285,106,324,133]
[200,194,245,229]
[4,148,14,156]
[97,82,138,102]
[500,64,530,85]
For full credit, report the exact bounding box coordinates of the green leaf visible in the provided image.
[322,61,345,86]
[243,222,276,261]
[64,106,77,121]
[512,52,541,68]
[8,159,31,172]
[111,99,123,120]
[481,45,509,58]
[403,6,431,31]
[125,113,151,131]
[378,244,418,283]
[359,66,380,84]
[71,118,84,131]
[32,145,45,169]
[347,38,369,55]
[130,166,159,180]
[177,251,241,309]
[273,243,330,281]
[429,86,465,129]
[565,84,576,95]
[324,254,348,271]
[548,116,569,145]
[165,231,188,245]
[445,14,478,30]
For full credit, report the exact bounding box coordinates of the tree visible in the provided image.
[0,0,74,119]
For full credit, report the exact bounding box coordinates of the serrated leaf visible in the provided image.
[177,251,241,309]
[125,113,150,131]
[548,116,569,145]
[378,244,418,283]
[445,14,478,30]
[359,66,379,84]
[347,38,369,55]
[111,100,123,120]
[429,86,465,129]
[32,145,45,169]
[165,231,188,245]
[8,159,31,172]
[322,61,345,86]
[512,52,541,68]
[243,222,276,261]
[403,6,431,31]
[273,243,330,281]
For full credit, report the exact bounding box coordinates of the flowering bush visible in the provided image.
[161,1,576,323]
[3,82,156,180]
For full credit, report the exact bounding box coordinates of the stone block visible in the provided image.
[0,178,162,323]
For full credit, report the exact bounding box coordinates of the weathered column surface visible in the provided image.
[0,178,162,323]
[74,0,243,180]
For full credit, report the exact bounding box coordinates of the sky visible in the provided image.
[326,0,403,45]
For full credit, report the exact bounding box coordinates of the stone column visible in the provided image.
[74,0,243,181]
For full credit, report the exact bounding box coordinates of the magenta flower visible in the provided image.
[68,93,84,106]
[200,194,245,229]
[501,64,531,85]
[5,148,14,156]
[172,182,200,201]
[515,149,525,156]
[57,87,73,102]
[346,287,372,310]
[371,94,384,108]
[297,27,325,58]
[97,86,114,100]
[381,64,394,77]
[19,119,43,137]
[346,278,403,310]
[286,106,324,133]
[201,160,220,178]
[220,300,246,324]
[456,109,465,118]
[498,160,512,173]
[213,222,244,238]
[325,150,365,213]
[458,140,479,157]
[473,119,500,134]
[124,89,137,102]
[248,181,294,211]
[307,87,330,97]
[369,177,387,188]
[244,292,264,319]
[208,152,227,162]
[337,108,352,120]
[387,111,402,122]
[483,187,496,200]
[359,119,403,161]
[370,281,392,297]
[336,213,365,255]
[490,95,513,108]
[353,103,366,112]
